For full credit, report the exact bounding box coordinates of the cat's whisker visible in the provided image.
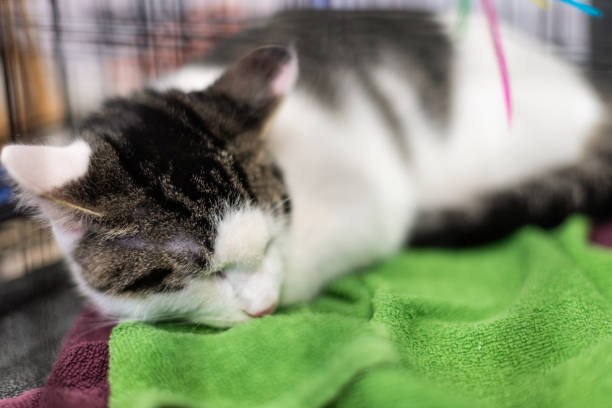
[269,197,291,214]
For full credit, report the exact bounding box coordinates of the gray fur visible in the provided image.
[202,9,453,125]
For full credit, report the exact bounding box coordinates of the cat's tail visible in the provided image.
[410,120,612,247]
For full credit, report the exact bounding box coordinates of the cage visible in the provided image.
[0,0,607,282]
[1,0,611,401]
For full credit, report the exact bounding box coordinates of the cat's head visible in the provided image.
[1,46,298,327]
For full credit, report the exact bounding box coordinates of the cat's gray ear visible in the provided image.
[211,45,298,111]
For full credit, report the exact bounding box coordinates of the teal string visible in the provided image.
[457,0,472,32]
[557,0,602,17]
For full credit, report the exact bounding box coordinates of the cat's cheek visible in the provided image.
[184,275,252,327]
[50,220,85,255]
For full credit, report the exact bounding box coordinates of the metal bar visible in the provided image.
[0,4,18,142]
[50,0,74,134]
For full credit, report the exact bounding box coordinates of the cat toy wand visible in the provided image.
[460,0,602,128]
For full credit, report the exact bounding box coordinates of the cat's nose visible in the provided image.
[245,302,277,318]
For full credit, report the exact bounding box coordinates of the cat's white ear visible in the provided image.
[212,45,298,110]
[1,140,91,195]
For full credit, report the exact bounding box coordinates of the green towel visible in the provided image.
[109,217,612,407]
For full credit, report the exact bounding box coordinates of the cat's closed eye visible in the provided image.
[122,267,174,293]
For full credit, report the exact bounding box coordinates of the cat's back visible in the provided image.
[154,9,606,214]
[411,15,605,209]
[201,9,451,111]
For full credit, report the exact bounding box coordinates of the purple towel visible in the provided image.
[590,218,612,247]
[0,306,115,408]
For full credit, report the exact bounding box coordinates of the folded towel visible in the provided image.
[108,217,612,408]
[0,306,115,408]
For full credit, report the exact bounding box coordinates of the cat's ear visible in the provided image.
[211,45,298,112]
[1,140,102,219]
[1,140,91,195]
[2,140,99,252]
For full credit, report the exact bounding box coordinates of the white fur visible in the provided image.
[213,207,271,270]
[7,15,605,327]
[212,207,283,316]
[270,15,603,303]
[152,65,224,92]
[410,16,604,209]
[1,140,91,195]
[267,76,417,304]
[51,221,85,254]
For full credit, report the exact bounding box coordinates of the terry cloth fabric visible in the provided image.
[0,306,115,408]
[0,263,82,399]
[590,218,612,247]
[108,217,612,408]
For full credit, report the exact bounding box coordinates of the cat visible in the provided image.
[2,10,611,327]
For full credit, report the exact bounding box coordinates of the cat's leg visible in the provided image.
[410,121,612,247]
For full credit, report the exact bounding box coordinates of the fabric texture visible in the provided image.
[0,306,115,408]
[590,218,612,247]
[0,263,82,399]
[108,217,612,408]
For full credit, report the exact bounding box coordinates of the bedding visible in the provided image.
[2,217,612,408]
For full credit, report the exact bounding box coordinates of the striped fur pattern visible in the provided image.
[2,10,611,326]
[73,66,291,295]
[72,96,287,294]
[2,46,294,314]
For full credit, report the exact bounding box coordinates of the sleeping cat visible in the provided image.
[2,10,611,327]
